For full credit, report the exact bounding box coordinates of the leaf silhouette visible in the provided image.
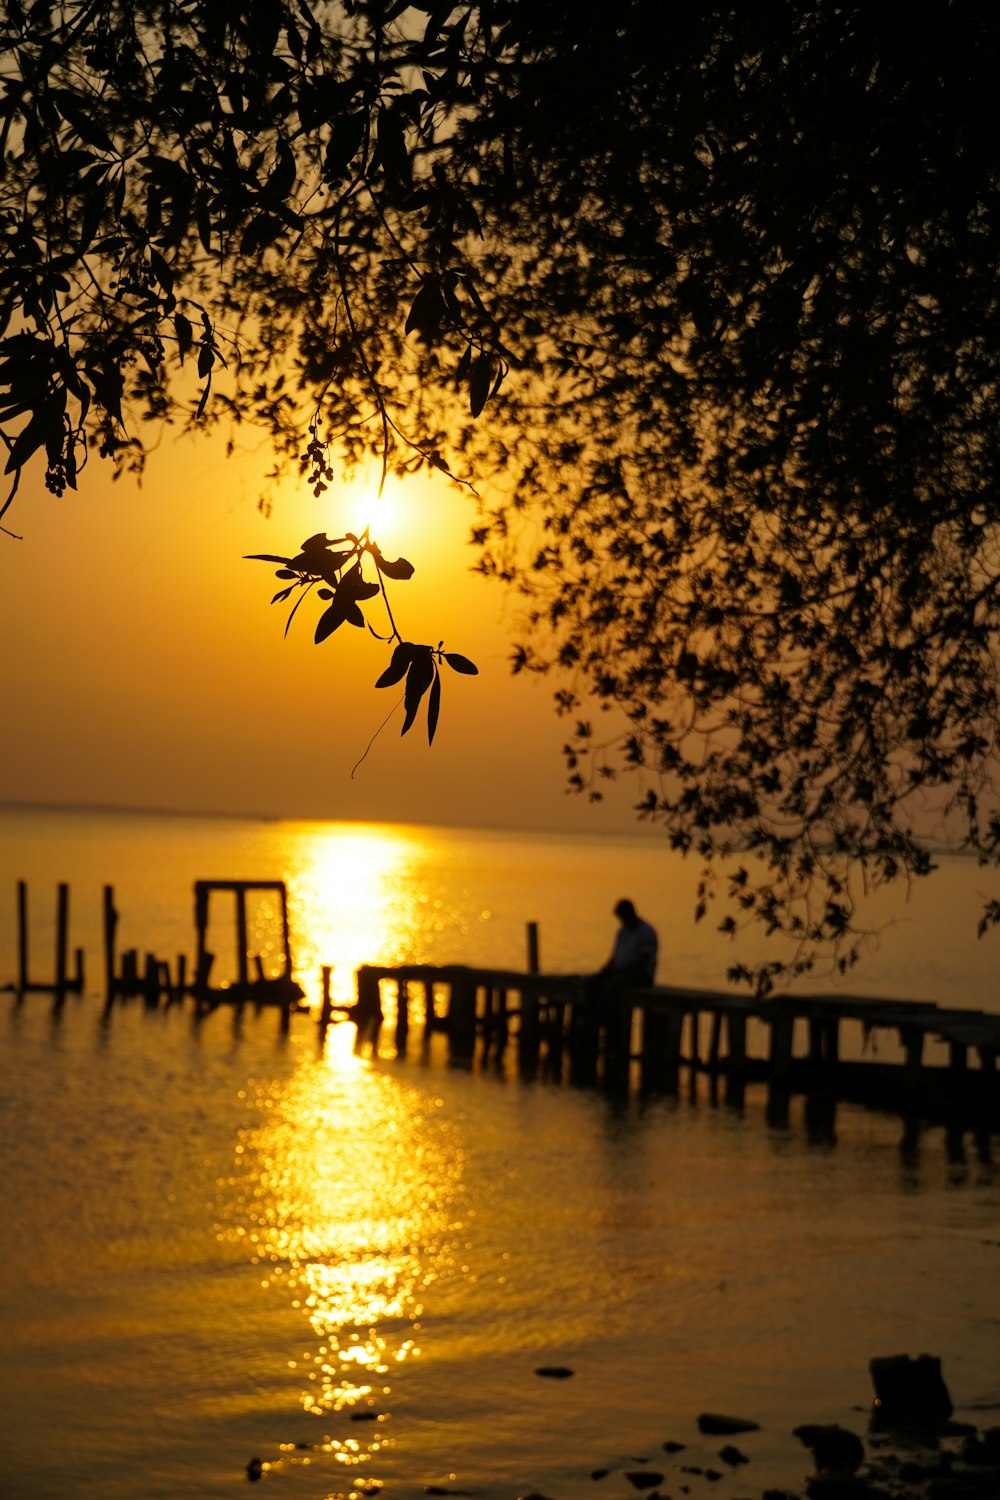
[426,669,442,744]
[376,641,415,688]
[314,564,379,641]
[401,647,435,736]
[405,279,446,342]
[444,651,478,675]
[174,313,193,363]
[469,353,494,417]
[286,533,356,584]
[314,593,351,641]
[371,545,415,580]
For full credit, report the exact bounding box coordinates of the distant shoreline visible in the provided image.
[0,798,663,843]
[0,798,277,824]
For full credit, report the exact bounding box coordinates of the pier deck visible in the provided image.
[351,964,1000,1122]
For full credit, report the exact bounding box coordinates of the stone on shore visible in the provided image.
[624,1470,664,1489]
[870,1354,953,1426]
[697,1412,761,1436]
[793,1424,865,1474]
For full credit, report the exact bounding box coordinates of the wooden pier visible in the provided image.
[349,963,1000,1124]
[9,878,305,1020]
[7,879,1000,1125]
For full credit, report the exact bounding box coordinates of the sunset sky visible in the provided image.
[2,431,643,835]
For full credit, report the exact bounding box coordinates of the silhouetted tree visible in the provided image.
[3,1,1000,977]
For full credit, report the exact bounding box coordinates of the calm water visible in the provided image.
[2,808,999,1500]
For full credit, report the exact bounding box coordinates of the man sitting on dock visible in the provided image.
[585,899,659,1027]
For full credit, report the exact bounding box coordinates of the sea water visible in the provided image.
[2,808,999,1500]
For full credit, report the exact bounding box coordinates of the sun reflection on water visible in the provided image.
[218,1037,466,1481]
[262,821,468,1011]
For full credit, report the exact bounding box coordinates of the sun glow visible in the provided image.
[351,483,400,545]
[274,821,450,1012]
[275,462,480,601]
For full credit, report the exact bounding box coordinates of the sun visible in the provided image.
[282,463,462,578]
[352,483,399,542]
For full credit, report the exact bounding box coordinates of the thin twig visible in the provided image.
[351,694,403,778]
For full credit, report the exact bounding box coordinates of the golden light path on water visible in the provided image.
[203,823,477,1491]
[219,1038,469,1491]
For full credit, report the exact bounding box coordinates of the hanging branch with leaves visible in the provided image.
[246,529,478,743]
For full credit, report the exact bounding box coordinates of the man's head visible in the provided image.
[614,898,638,927]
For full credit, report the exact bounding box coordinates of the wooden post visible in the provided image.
[519,982,541,1059]
[808,1015,825,1064]
[194,884,209,995]
[235,889,249,989]
[641,1004,682,1091]
[195,948,213,992]
[545,995,569,1061]
[603,998,633,1090]
[448,976,477,1056]
[902,1025,925,1087]
[770,1011,794,1081]
[495,987,509,1050]
[319,965,334,1030]
[121,949,138,994]
[610,994,634,1063]
[527,922,540,975]
[279,883,292,978]
[103,886,118,1004]
[421,980,435,1035]
[171,954,187,1005]
[395,978,410,1054]
[17,880,29,991]
[353,967,383,1053]
[687,1009,701,1065]
[708,1009,724,1068]
[143,952,159,1006]
[541,996,569,1076]
[480,983,495,1049]
[55,883,69,997]
[727,1011,747,1072]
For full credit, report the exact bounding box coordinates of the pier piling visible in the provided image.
[15,880,84,998]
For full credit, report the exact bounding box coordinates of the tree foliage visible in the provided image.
[3,1,1000,979]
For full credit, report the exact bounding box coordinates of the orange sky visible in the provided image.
[2,431,646,835]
